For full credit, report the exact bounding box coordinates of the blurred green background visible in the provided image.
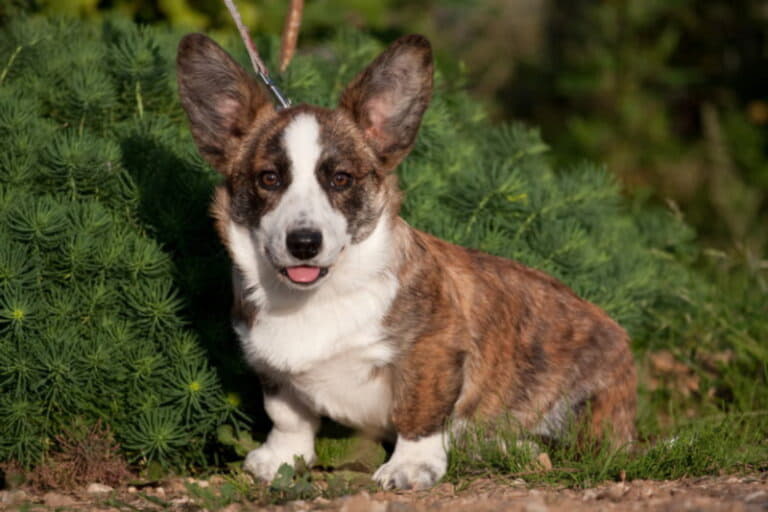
[8,0,768,273]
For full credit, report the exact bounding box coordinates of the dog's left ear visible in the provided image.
[339,35,433,172]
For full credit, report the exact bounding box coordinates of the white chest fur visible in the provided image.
[235,284,396,432]
[289,343,394,433]
[228,215,399,432]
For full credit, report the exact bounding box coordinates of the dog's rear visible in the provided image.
[388,227,636,443]
[176,33,636,491]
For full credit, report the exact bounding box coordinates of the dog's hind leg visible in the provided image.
[585,355,637,447]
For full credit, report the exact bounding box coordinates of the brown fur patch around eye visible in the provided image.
[223,110,316,227]
[299,108,400,243]
[315,158,382,242]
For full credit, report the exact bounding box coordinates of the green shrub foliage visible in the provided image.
[0,16,243,468]
[0,15,699,468]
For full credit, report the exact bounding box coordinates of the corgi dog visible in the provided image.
[176,33,636,490]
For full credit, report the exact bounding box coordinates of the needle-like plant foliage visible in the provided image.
[1,13,757,474]
[0,16,244,469]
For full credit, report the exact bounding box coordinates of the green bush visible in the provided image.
[0,16,243,469]
[1,13,761,472]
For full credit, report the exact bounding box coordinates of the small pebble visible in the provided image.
[1,490,28,505]
[165,478,187,494]
[208,475,226,486]
[43,492,77,507]
[523,499,549,512]
[606,482,629,501]
[537,452,553,471]
[86,482,114,495]
[340,492,387,512]
[2,489,27,505]
[745,490,767,503]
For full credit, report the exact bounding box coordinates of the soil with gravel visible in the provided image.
[2,473,767,511]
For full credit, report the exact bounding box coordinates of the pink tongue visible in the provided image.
[286,266,321,283]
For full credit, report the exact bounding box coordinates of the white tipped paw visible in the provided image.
[243,446,288,482]
[244,444,314,482]
[373,432,448,490]
[373,459,446,490]
[243,428,316,482]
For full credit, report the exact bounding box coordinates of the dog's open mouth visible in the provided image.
[280,266,329,285]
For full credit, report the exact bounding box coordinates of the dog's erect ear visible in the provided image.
[339,35,433,172]
[177,34,273,173]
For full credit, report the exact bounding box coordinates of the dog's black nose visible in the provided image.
[286,229,323,260]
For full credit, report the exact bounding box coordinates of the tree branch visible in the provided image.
[280,0,304,72]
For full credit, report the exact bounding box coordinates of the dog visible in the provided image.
[176,33,636,490]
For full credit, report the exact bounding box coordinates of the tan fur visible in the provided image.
[383,219,636,444]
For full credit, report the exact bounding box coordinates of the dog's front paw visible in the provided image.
[244,443,314,482]
[244,446,288,481]
[373,432,448,490]
[373,459,446,490]
[243,428,316,482]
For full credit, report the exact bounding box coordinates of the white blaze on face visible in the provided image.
[259,113,349,266]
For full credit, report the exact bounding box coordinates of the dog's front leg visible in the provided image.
[244,383,320,482]
[373,337,465,490]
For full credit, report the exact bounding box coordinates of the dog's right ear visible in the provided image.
[177,34,273,174]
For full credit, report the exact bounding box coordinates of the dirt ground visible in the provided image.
[2,472,768,511]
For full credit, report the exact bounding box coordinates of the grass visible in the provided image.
[179,403,768,507]
[177,435,386,507]
[181,463,379,508]
[180,414,766,507]
[446,413,768,488]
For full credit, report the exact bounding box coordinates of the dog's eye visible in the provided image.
[258,171,281,190]
[330,172,353,191]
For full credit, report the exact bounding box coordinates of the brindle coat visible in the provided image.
[177,32,636,486]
